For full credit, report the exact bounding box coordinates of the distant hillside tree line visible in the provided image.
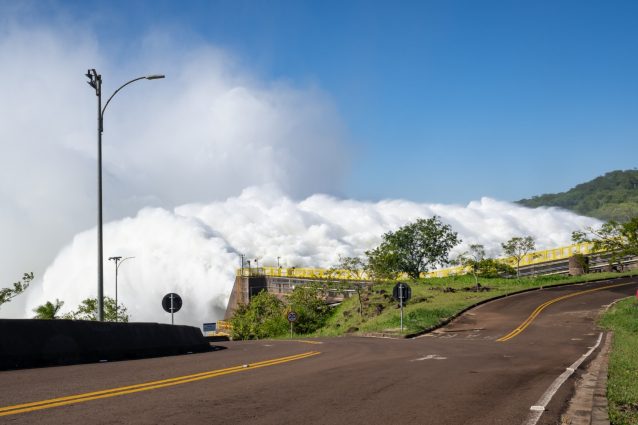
[517,169,638,222]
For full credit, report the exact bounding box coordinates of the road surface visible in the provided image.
[1,276,636,424]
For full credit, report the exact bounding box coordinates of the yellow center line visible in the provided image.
[0,351,320,417]
[291,340,323,345]
[497,281,636,342]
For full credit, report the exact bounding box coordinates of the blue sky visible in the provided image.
[6,0,638,202]
[2,0,634,320]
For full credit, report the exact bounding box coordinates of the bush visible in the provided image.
[288,286,333,334]
[229,291,288,340]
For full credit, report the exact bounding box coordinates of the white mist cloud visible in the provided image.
[1,14,602,327]
[26,188,600,327]
[0,22,346,317]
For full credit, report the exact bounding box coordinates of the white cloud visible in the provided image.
[1,18,602,327]
[0,22,346,317]
[26,188,600,326]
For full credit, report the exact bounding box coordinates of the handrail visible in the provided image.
[236,242,596,281]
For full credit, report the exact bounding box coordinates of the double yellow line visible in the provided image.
[496,281,635,342]
[0,351,320,417]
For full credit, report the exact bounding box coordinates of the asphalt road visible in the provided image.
[1,276,637,425]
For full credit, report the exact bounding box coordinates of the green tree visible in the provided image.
[572,217,638,270]
[0,272,34,309]
[475,259,515,278]
[229,291,287,340]
[63,297,129,322]
[366,217,461,280]
[288,285,332,334]
[456,244,486,289]
[33,299,64,319]
[517,170,638,222]
[501,236,536,278]
[334,256,370,317]
[365,246,401,280]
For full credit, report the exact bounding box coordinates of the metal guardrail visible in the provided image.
[236,242,596,281]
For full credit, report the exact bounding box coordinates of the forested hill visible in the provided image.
[517,170,638,222]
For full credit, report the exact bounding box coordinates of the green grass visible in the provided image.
[311,270,637,338]
[600,297,638,425]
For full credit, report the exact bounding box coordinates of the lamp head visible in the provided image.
[86,69,100,89]
[146,74,165,80]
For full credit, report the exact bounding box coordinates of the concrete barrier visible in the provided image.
[0,319,211,370]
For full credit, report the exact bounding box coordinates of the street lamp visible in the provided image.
[108,256,135,322]
[86,69,164,321]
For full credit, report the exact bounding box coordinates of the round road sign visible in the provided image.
[392,283,412,303]
[162,293,182,313]
[287,311,298,322]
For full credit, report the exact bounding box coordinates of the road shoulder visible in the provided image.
[560,331,612,425]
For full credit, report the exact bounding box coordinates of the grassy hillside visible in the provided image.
[517,170,638,222]
[311,272,637,337]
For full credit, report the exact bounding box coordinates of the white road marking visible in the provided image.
[521,332,604,425]
[412,354,447,361]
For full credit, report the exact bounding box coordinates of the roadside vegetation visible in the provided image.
[600,297,638,425]
[316,271,637,337]
[229,213,638,340]
[0,272,33,310]
[230,270,637,340]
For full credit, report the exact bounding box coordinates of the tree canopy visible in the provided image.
[501,236,536,278]
[572,217,638,267]
[456,244,486,287]
[229,291,288,340]
[33,299,64,319]
[63,297,129,322]
[229,285,335,340]
[0,272,33,309]
[517,169,638,222]
[366,217,461,280]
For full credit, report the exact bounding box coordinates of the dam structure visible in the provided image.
[223,242,638,319]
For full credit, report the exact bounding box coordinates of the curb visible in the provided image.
[592,332,611,425]
[560,331,612,425]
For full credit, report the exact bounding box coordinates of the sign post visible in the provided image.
[287,311,298,338]
[392,283,412,333]
[162,293,182,325]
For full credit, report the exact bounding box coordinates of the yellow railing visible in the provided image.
[216,320,233,333]
[236,242,595,281]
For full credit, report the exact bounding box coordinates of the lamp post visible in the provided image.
[108,256,134,322]
[86,69,164,321]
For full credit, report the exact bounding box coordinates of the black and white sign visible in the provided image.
[162,293,182,313]
[392,283,412,304]
[392,283,411,333]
